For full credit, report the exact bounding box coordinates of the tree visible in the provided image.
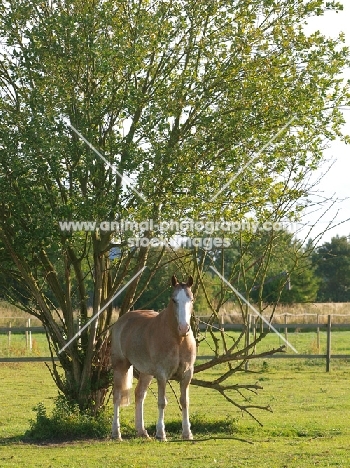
[0,0,349,416]
[313,235,350,302]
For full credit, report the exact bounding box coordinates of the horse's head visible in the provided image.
[171,275,194,337]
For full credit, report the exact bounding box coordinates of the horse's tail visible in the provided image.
[119,364,133,407]
[111,318,133,406]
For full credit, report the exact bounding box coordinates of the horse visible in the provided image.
[111,275,196,441]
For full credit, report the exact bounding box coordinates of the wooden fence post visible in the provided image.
[29,318,32,351]
[316,314,320,353]
[284,315,288,342]
[252,316,257,354]
[245,314,251,371]
[326,315,331,372]
[26,320,28,350]
[8,322,11,350]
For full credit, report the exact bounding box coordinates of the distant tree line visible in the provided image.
[254,234,350,304]
[129,233,350,311]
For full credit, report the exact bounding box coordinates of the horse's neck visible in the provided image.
[160,301,178,335]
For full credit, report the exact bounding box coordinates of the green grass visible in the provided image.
[1,353,350,467]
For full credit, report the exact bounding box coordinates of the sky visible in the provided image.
[298,2,350,244]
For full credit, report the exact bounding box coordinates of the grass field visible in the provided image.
[1,328,350,467]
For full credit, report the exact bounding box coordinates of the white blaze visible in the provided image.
[174,288,192,334]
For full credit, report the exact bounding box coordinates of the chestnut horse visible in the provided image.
[111,275,196,441]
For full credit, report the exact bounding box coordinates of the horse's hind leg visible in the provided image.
[112,402,121,440]
[112,361,133,440]
[112,370,122,440]
[135,373,153,438]
[180,368,194,440]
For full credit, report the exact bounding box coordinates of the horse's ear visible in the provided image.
[171,275,178,286]
[187,276,193,288]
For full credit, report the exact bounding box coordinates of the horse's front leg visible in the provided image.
[135,373,153,438]
[180,367,194,440]
[156,378,168,441]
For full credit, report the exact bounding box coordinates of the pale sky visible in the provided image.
[298,2,350,244]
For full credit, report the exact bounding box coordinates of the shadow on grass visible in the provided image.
[141,418,253,444]
[0,413,254,445]
[0,435,24,446]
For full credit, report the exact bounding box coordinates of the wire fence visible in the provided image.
[1,314,350,371]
